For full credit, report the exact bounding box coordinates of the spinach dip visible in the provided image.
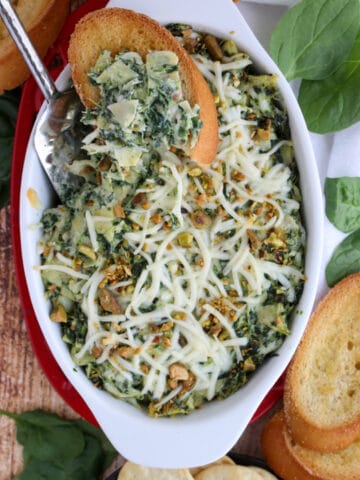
[38,26,305,417]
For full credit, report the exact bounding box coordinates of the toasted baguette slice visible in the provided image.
[261,410,360,480]
[68,7,218,166]
[284,273,360,452]
[0,0,69,92]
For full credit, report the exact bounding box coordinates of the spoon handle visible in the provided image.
[0,0,57,101]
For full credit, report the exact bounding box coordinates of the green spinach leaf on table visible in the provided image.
[10,409,85,463]
[0,89,20,208]
[74,418,117,471]
[326,229,360,287]
[325,177,360,233]
[15,435,103,480]
[269,0,360,81]
[298,31,360,134]
[0,409,117,480]
[13,460,65,480]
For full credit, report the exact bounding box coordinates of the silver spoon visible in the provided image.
[0,0,87,203]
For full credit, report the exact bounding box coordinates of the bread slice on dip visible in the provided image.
[68,7,218,166]
[284,273,360,452]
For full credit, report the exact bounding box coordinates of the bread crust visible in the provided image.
[261,410,360,480]
[0,0,70,93]
[284,273,360,452]
[68,7,218,166]
[261,411,321,480]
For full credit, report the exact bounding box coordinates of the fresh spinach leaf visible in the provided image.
[74,418,116,470]
[16,437,103,480]
[0,92,19,124]
[298,31,360,133]
[1,409,84,463]
[325,177,360,232]
[15,459,65,480]
[326,229,360,286]
[0,409,117,480]
[270,0,360,81]
[0,181,10,208]
[0,89,20,208]
[64,434,104,480]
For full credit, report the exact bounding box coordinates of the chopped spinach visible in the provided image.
[38,26,305,417]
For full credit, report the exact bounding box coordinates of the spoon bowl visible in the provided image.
[33,86,89,202]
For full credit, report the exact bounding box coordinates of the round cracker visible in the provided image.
[194,464,263,480]
[190,455,235,476]
[118,461,194,480]
[247,466,279,479]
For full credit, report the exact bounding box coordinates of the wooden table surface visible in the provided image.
[0,2,280,477]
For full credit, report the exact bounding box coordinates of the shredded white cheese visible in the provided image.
[39,47,305,415]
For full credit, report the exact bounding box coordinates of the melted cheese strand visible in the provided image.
[154,385,182,408]
[85,210,99,252]
[36,264,89,280]
[55,252,73,267]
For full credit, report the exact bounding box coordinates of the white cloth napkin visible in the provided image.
[239,1,360,302]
